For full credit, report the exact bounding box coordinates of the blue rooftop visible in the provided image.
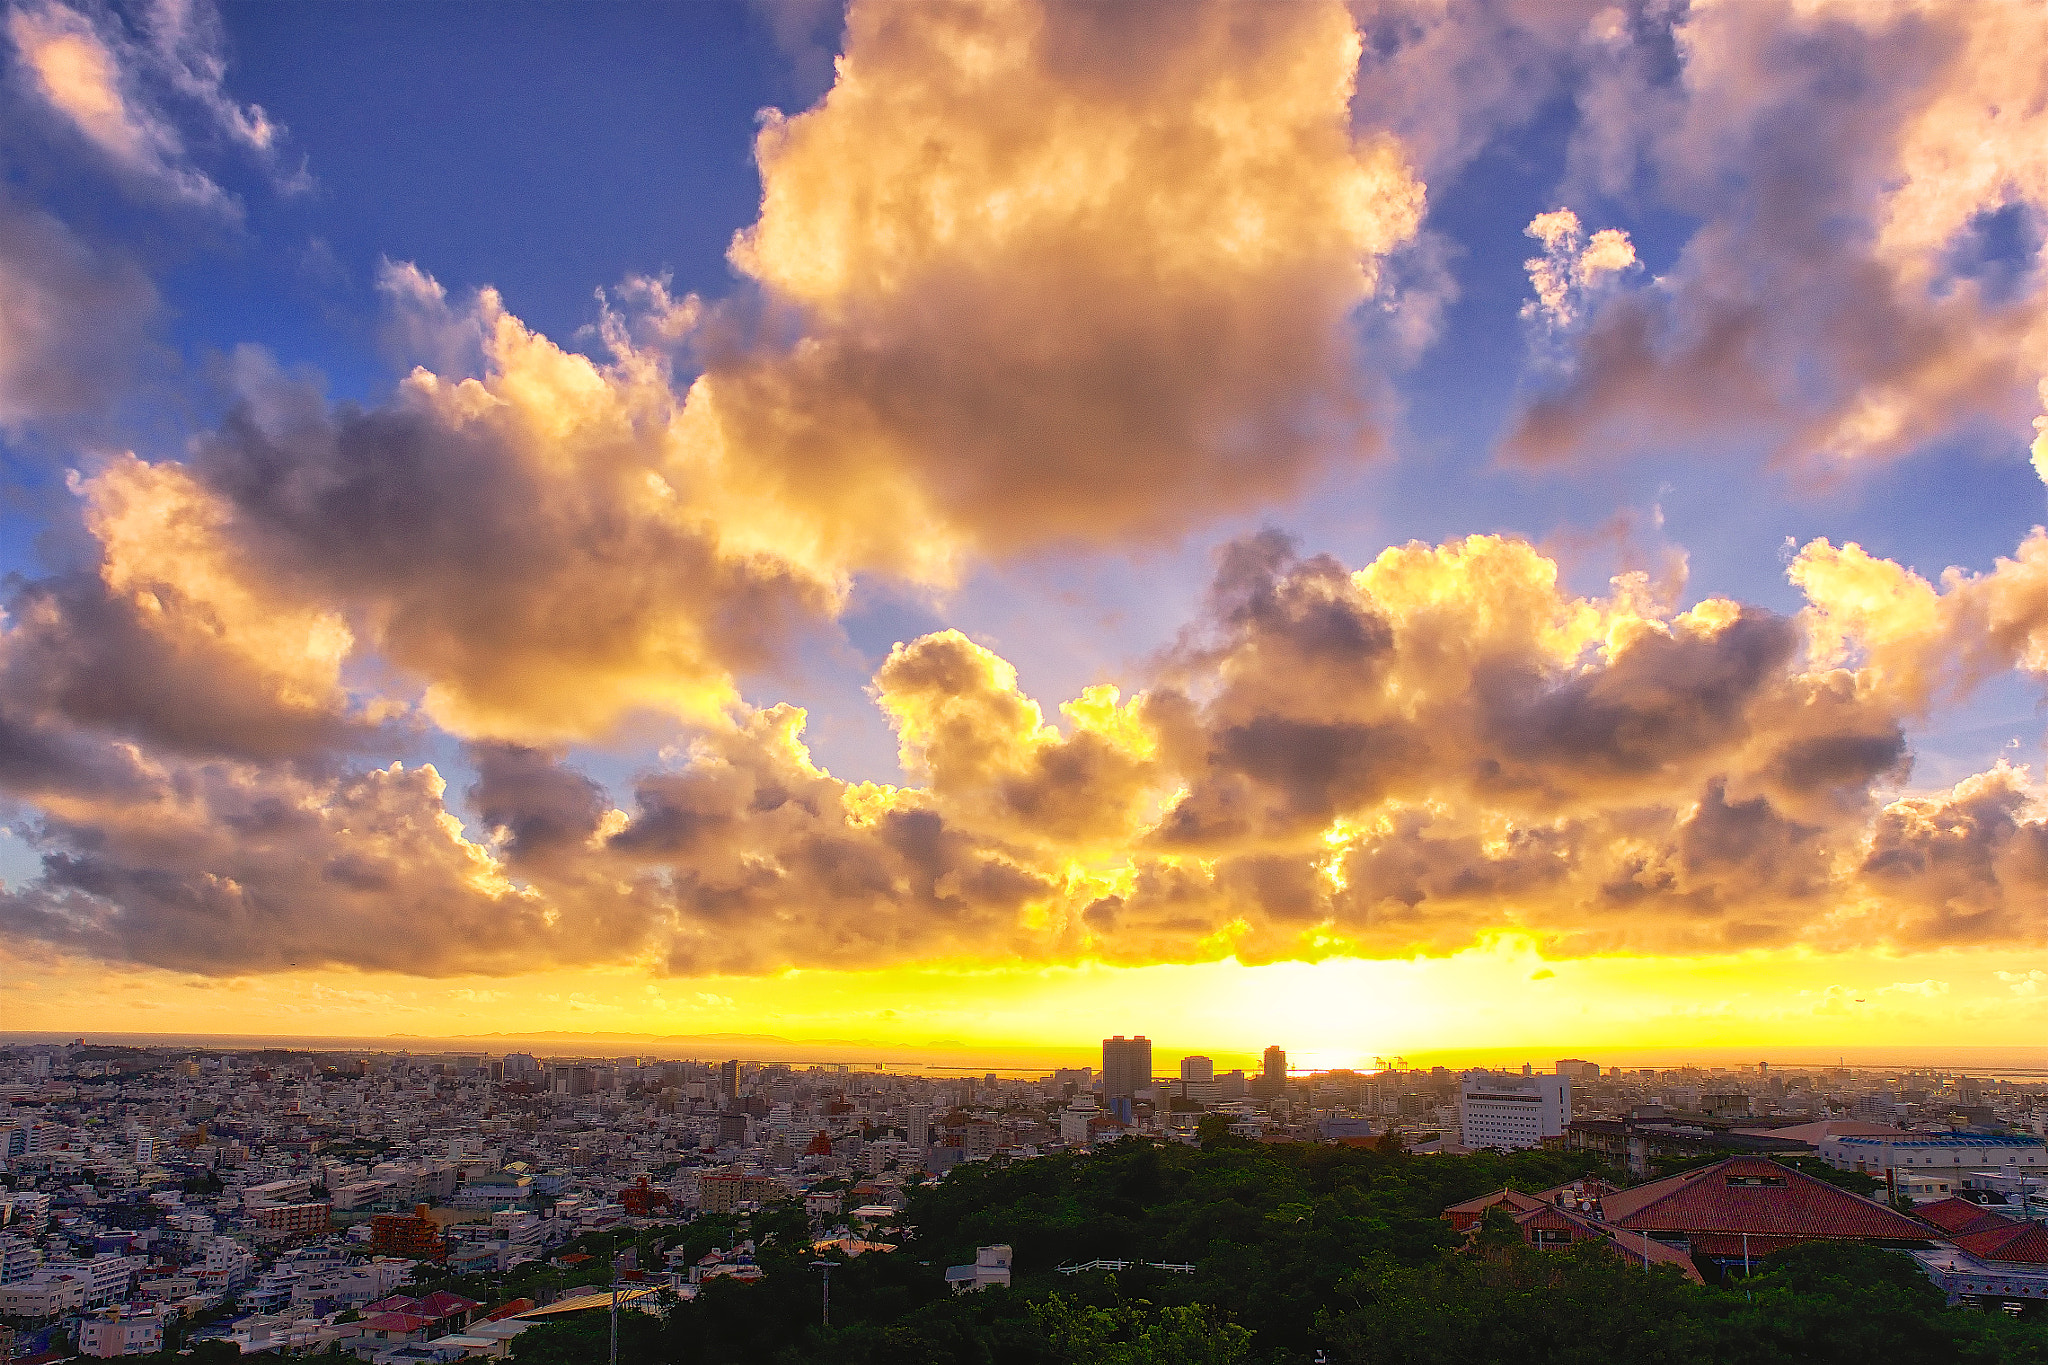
[1830,1134,2042,1147]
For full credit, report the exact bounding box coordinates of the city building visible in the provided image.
[1059,1096,1099,1145]
[1459,1072,1571,1150]
[905,1104,931,1151]
[697,1173,787,1214]
[944,1244,1012,1293]
[77,1309,165,1358]
[251,1201,332,1236]
[1819,1131,2047,1178]
[369,1207,445,1260]
[1178,1056,1219,1106]
[1101,1037,1152,1100]
[1911,1197,2048,1309]
[1599,1155,1933,1268]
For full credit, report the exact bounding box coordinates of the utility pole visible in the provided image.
[609,1236,620,1365]
[810,1259,836,1328]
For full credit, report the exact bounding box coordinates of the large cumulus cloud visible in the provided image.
[698,0,1425,564]
[10,0,1427,751]
[2,0,2046,982]
[11,519,2042,977]
[1502,0,2048,477]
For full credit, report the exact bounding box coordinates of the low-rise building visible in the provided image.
[251,1201,332,1236]
[944,1244,1011,1293]
[1598,1155,1933,1269]
[1820,1132,2047,1179]
[77,1309,165,1358]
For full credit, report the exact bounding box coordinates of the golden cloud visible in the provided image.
[14,525,2040,977]
[694,0,1425,565]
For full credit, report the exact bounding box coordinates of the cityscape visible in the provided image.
[1,1035,2045,1360]
[1,0,2046,1359]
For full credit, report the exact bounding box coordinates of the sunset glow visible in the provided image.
[0,0,2043,1064]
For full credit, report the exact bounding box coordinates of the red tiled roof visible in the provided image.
[1498,1197,1705,1283]
[418,1291,480,1317]
[1606,1226,1706,1283]
[361,1295,423,1314]
[1538,1178,1621,1203]
[1513,1205,1590,1234]
[1441,1189,1552,1233]
[1955,1221,2048,1266]
[358,1312,435,1333]
[479,1298,535,1322]
[1916,1197,2016,1238]
[1685,1232,1817,1259]
[1601,1156,1931,1243]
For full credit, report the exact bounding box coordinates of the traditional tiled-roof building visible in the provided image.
[1598,1155,1932,1263]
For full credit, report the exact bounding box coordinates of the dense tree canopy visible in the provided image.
[504,1139,2048,1364]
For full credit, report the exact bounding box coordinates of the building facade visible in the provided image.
[1102,1037,1152,1100]
[1820,1132,2046,1178]
[1460,1072,1571,1150]
[78,1311,164,1358]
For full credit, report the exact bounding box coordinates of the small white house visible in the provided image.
[945,1244,1012,1293]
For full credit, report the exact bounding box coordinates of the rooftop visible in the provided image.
[1828,1133,2043,1147]
[1600,1156,1933,1243]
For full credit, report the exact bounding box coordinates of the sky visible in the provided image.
[0,0,2044,1069]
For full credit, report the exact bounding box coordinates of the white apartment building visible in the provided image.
[1820,1132,2046,1177]
[0,1232,40,1286]
[1459,1072,1572,1150]
[78,1310,165,1359]
[945,1244,1012,1293]
[38,1254,137,1308]
[904,1104,932,1150]
[0,1277,85,1317]
[240,1177,313,1210]
[1059,1097,1099,1145]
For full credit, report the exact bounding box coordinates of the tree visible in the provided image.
[1033,1294,1252,1365]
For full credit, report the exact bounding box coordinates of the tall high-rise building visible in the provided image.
[718,1059,740,1101]
[905,1104,931,1150]
[1102,1036,1152,1099]
[1178,1056,1218,1106]
[1262,1046,1287,1085]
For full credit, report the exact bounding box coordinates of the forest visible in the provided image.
[498,1130,2048,1364]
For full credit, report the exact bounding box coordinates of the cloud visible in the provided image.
[0,197,157,428]
[31,0,1432,746]
[1791,529,2048,706]
[5,0,289,211]
[0,760,618,975]
[2,0,2045,982]
[693,0,1426,565]
[1520,207,1638,332]
[1350,0,1615,183]
[14,517,2042,978]
[1858,763,2048,948]
[1504,0,2048,476]
[183,308,843,743]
